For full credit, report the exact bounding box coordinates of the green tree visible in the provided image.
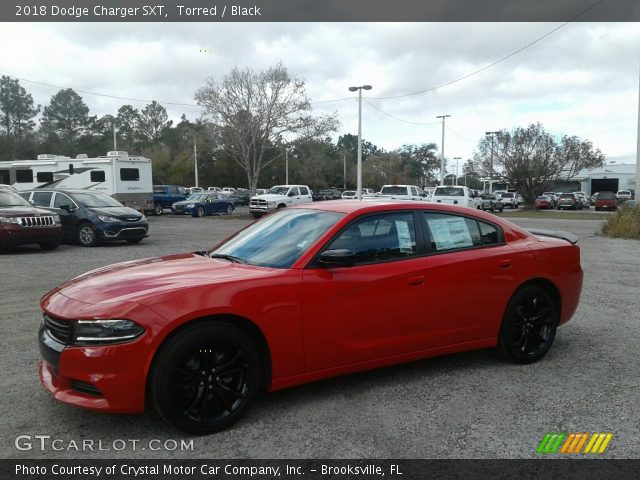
[195,62,338,193]
[0,76,40,159]
[41,88,93,156]
[116,105,140,151]
[137,101,171,145]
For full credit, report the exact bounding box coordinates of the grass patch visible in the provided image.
[496,209,610,220]
[601,206,640,239]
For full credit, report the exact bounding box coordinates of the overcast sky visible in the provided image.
[1,22,638,166]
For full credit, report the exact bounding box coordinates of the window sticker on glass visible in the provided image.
[395,220,413,253]
[428,217,473,250]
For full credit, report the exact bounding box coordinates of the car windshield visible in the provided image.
[268,186,289,195]
[380,186,408,195]
[212,208,344,268]
[434,187,464,196]
[70,192,123,207]
[0,191,31,207]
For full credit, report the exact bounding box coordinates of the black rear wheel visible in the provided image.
[195,206,205,218]
[148,322,261,434]
[498,285,558,364]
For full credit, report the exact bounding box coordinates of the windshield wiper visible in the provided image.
[209,253,247,264]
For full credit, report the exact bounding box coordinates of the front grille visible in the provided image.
[250,199,267,207]
[117,227,147,238]
[44,314,73,344]
[17,216,56,227]
[173,204,185,212]
[123,216,142,222]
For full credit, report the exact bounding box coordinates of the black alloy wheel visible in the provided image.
[498,285,558,364]
[149,322,260,434]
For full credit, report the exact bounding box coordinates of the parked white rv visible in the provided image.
[0,151,154,212]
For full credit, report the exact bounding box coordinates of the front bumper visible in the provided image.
[0,225,62,246]
[97,222,149,241]
[38,320,148,413]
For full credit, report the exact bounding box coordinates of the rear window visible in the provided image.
[380,186,408,195]
[598,192,615,200]
[559,193,574,199]
[434,187,464,196]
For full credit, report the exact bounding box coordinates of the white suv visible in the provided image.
[431,185,482,209]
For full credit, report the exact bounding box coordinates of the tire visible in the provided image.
[126,238,143,244]
[148,322,261,434]
[225,204,233,215]
[195,206,205,218]
[499,208,504,213]
[39,239,61,251]
[277,204,286,209]
[251,213,262,219]
[77,223,97,247]
[498,285,558,364]
[154,204,163,216]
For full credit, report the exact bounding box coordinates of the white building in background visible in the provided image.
[573,162,637,195]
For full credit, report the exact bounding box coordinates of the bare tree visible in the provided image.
[195,63,338,193]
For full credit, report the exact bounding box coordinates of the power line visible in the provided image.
[446,125,477,145]
[369,0,607,100]
[363,99,441,126]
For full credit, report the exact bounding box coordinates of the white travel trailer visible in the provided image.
[0,151,154,212]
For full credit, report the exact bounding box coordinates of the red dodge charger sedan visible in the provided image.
[38,201,583,433]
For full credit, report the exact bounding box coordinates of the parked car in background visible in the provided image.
[377,184,427,201]
[432,186,482,209]
[590,192,599,205]
[542,192,558,207]
[534,195,553,210]
[341,190,357,199]
[499,192,520,209]
[222,187,236,195]
[189,187,204,194]
[172,193,235,217]
[207,187,223,193]
[229,189,250,206]
[572,192,590,209]
[557,193,582,210]
[153,185,189,215]
[480,193,504,212]
[594,191,617,211]
[37,200,583,433]
[0,190,62,252]
[316,188,342,200]
[249,185,313,218]
[616,190,632,203]
[21,188,148,246]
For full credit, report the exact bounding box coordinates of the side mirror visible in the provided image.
[318,249,356,267]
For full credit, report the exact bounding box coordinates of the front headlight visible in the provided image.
[53,214,61,224]
[0,217,20,224]
[98,215,119,222]
[73,319,144,345]
[186,204,195,208]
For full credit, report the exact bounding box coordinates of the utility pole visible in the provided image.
[112,124,117,150]
[437,115,451,185]
[193,136,198,188]
[348,84,372,199]
[636,61,640,198]
[285,146,289,185]
[485,131,500,193]
[343,154,346,190]
[454,157,461,185]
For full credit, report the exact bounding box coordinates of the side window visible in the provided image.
[53,193,74,209]
[90,170,106,182]
[32,191,53,207]
[0,169,10,184]
[478,221,500,245]
[289,187,300,196]
[423,213,482,252]
[299,186,309,195]
[423,214,502,251]
[120,168,139,181]
[326,212,417,265]
[410,187,418,196]
[19,192,30,201]
[16,169,33,183]
[36,172,54,183]
[168,186,178,194]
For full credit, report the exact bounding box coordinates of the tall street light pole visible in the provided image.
[349,84,372,199]
[193,136,198,188]
[437,115,451,185]
[485,131,500,193]
[453,157,461,185]
[285,146,289,185]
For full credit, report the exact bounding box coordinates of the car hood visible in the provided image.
[89,206,144,219]
[0,206,57,217]
[46,253,271,305]
[251,194,287,201]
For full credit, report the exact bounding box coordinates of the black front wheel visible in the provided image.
[154,204,163,216]
[498,285,558,364]
[195,206,205,218]
[225,204,233,215]
[148,322,261,434]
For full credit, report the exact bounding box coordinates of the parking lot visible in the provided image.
[1,213,638,459]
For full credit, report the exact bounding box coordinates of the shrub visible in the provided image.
[601,206,640,239]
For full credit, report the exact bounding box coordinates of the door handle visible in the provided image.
[408,276,426,286]
[498,260,512,269]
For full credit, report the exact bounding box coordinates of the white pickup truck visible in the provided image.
[367,184,427,201]
[431,185,482,209]
[249,185,313,218]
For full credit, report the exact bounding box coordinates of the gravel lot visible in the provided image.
[0,212,638,459]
